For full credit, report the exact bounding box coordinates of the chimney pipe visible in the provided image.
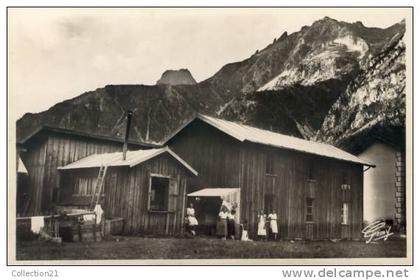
[122,110,133,160]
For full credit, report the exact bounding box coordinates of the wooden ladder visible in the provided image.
[90,165,108,210]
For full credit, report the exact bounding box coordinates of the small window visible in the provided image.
[149,176,169,211]
[341,184,351,202]
[266,154,274,175]
[74,177,91,195]
[305,198,314,222]
[306,180,316,199]
[342,171,349,185]
[341,203,349,225]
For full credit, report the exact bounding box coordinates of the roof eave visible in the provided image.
[243,139,375,168]
[18,125,160,148]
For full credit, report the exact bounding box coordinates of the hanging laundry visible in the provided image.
[94,204,104,224]
[83,214,96,222]
[31,216,44,234]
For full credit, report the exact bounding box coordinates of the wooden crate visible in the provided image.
[72,221,102,242]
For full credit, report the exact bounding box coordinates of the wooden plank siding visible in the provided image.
[168,119,364,240]
[59,153,189,236]
[19,131,144,216]
[167,120,242,192]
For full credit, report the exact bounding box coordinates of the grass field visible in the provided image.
[15,236,406,260]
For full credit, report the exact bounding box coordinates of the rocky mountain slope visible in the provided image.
[16,17,406,146]
[217,18,405,137]
[156,69,197,85]
[314,32,406,152]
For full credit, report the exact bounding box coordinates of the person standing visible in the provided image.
[217,206,228,240]
[268,210,278,240]
[257,210,267,241]
[227,209,236,240]
[186,203,199,236]
[240,220,251,241]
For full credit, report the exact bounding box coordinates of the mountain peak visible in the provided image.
[316,16,340,25]
[156,68,197,86]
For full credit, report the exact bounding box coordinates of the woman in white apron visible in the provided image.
[268,210,278,240]
[257,210,267,241]
[216,206,228,240]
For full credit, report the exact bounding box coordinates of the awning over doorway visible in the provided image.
[187,188,239,198]
[188,188,241,222]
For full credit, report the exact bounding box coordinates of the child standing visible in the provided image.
[227,209,236,240]
[240,220,251,241]
[268,210,278,240]
[257,210,267,241]
[186,203,199,236]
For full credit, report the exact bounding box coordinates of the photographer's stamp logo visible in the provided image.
[362,220,394,244]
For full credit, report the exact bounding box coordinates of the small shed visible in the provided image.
[16,125,155,216]
[57,147,197,235]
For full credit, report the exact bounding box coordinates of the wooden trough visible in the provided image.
[16,211,101,243]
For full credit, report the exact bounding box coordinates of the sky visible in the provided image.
[8,8,409,121]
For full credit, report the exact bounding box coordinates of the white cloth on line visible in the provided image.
[31,216,44,234]
[83,214,96,222]
[94,204,104,224]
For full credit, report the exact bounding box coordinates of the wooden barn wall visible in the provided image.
[20,132,134,216]
[19,138,48,216]
[168,120,241,191]
[103,153,189,235]
[238,143,363,240]
[168,121,364,240]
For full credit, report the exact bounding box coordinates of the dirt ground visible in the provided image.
[15,236,407,260]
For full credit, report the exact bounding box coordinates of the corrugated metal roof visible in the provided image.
[17,125,159,148]
[166,114,374,167]
[57,147,198,175]
[187,188,240,197]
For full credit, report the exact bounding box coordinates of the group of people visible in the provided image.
[257,209,278,241]
[216,203,237,240]
[185,201,279,241]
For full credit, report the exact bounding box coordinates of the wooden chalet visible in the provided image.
[57,147,197,235]
[165,115,375,240]
[17,126,157,216]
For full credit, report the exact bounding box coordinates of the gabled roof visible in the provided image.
[338,125,405,155]
[165,114,375,167]
[57,147,198,176]
[17,125,159,148]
